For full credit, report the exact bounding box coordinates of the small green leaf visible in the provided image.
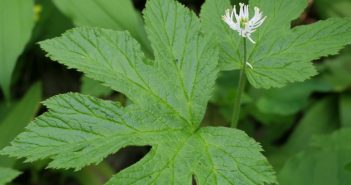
[34,0,73,40]
[255,79,329,115]
[314,0,351,18]
[1,0,277,184]
[0,0,35,101]
[278,129,351,185]
[0,83,41,167]
[339,94,351,128]
[345,163,351,172]
[320,53,351,92]
[0,83,42,149]
[283,97,338,152]
[80,76,112,97]
[53,0,151,55]
[268,98,338,169]
[0,167,21,185]
[74,162,114,185]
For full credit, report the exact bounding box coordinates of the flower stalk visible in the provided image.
[231,38,247,128]
[222,3,266,127]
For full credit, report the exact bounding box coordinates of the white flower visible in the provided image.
[222,3,266,44]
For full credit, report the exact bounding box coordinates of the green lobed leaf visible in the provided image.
[39,27,192,129]
[201,0,351,88]
[248,0,307,42]
[107,127,275,185]
[0,0,277,184]
[247,18,351,88]
[1,93,276,184]
[0,0,35,101]
[1,93,149,170]
[143,0,219,126]
[53,0,152,97]
[0,167,21,185]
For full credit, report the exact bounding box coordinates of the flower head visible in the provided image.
[222,3,266,44]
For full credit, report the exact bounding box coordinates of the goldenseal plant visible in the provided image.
[2,0,351,184]
[0,0,277,184]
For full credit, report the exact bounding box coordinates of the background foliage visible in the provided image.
[0,0,350,184]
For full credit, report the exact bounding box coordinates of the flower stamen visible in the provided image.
[246,62,254,69]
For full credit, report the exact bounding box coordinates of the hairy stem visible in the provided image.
[231,38,247,128]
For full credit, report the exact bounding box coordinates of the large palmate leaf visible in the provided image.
[0,0,35,100]
[0,0,277,184]
[0,167,20,185]
[201,0,351,88]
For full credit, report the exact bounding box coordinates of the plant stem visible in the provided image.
[231,38,247,128]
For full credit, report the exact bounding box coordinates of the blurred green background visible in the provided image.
[0,0,350,184]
